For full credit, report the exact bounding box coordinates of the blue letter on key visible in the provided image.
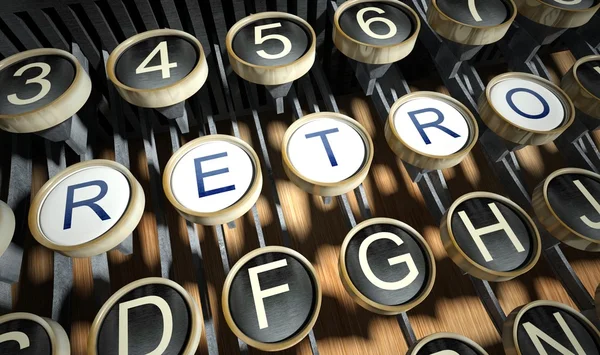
[63,181,110,230]
[305,128,340,167]
[408,108,460,145]
[194,152,236,198]
[506,88,549,119]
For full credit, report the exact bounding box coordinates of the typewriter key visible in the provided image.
[339,218,435,315]
[503,300,600,355]
[281,112,374,196]
[513,0,600,28]
[163,135,262,226]
[333,0,420,64]
[88,277,201,355]
[441,192,541,281]
[408,332,488,355]
[533,167,600,252]
[386,92,478,170]
[479,72,574,146]
[0,48,91,134]
[0,201,15,262]
[427,0,517,46]
[107,29,208,108]
[0,312,70,354]
[28,160,144,258]
[561,55,600,121]
[222,246,321,351]
[226,12,316,86]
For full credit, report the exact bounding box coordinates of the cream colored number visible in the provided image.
[7,62,52,106]
[255,23,292,60]
[135,41,178,79]
[468,0,483,22]
[594,66,600,74]
[356,7,397,40]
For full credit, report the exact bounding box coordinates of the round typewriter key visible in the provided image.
[281,112,374,196]
[513,0,600,28]
[226,12,316,86]
[441,192,541,281]
[339,218,436,315]
[29,159,144,258]
[427,0,517,45]
[0,201,15,259]
[408,332,488,355]
[163,134,262,226]
[0,312,70,354]
[107,29,208,108]
[533,168,600,252]
[0,48,91,134]
[503,300,600,355]
[479,72,574,146]
[333,0,420,64]
[88,277,201,355]
[222,246,321,351]
[385,91,478,170]
[561,55,600,120]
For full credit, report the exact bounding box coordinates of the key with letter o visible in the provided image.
[441,192,542,281]
[88,277,201,355]
[386,91,478,170]
[333,0,421,64]
[427,0,517,46]
[339,218,436,315]
[0,312,70,355]
[28,159,145,258]
[163,134,262,226]
[533,167,600,252]
[0,48,91,135]
[479,72,575,146]
[222,246,321,351]
[561,55,600,123]
[281,112,374,196]
[503,300,600,355]
[513,0,600,28]
[408,332,488,355]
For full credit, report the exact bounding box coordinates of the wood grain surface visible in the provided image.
[3,51,600,355]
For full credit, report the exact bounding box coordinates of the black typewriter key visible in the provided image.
[339,218,436,315]
[107,29,208,109]
[222,246,321,351]
[408,332,488,355]
[435,0,511,27]
[0,312,70,354]
[562,55,600,121]
[88,277,201,355]
[0,48,91,134]
[514,0,600,28]
[503,300,600,355]
[441,192,541,281]
[533,168,600,251]
[539,0,597,10]
[333,0,420,64]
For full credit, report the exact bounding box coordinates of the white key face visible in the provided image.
[170,141,254,213]
[392,97,470,156]
[0,201,15,256]
[287,118,366,183]
[39,166,130,246]
[489,78,565,132]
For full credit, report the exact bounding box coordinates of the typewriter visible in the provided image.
[0,0,599,354]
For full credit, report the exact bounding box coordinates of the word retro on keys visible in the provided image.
[503,300,600,355]
[163,134,263,226]
[0,312,70,354]
[479,72,575,146]
[28,160,145,258]
[562,55,600,124]
[281,112,374,196]
[427,0,517,46]
[333,0,421,64]
[222,246,321,351]
[386,91,479,170]
[513,0,600,29]
[533,167,600,252]
[441,192,542,281]
[408,332,488,355]
[339,218,436,315]
[88,277,201,355]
